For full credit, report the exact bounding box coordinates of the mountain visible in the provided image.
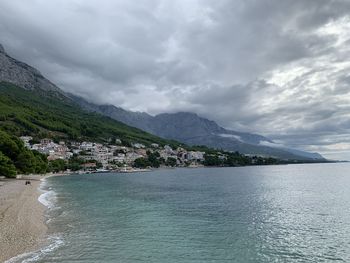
[0,43,324,160]
[0,44,60,93]
[69,94,154,131]
[73,101,324,160]
[0,45,180,147]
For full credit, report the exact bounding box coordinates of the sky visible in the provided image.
[1,0,350,159]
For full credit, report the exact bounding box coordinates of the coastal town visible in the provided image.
[19,136,206,172]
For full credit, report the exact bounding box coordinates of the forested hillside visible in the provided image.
[0,130,48,177]
[0,82,180,147]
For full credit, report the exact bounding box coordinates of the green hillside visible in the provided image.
[0,130,48,177]
[0,81,180,147]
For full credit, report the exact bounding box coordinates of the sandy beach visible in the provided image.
[0,176,47,262]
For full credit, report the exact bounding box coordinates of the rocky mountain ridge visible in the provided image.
[0,44,60,93]
[72,98,324,160]
[0,43,324,160]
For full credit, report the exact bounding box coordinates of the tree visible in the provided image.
[147,151,161,168]
[67,155,84,171]
[0,130,50,174]
[166,157,177,167]
[203,154,222,166]
[0,130,21,160]
[0,151,17,178]
[134,157,150,168]
[49,159,66,173]
[32,150,48,173]
[15,151,36,174]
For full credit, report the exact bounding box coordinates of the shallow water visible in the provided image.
[25,163,350,262]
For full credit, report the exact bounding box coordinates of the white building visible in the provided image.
[80,142,94,151]
[132,143,146,149]
[126,152,143,163]
[188,151,205,161]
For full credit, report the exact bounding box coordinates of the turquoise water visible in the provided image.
[15,164,350,262]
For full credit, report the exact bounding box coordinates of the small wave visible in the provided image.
[5,178,64,263]
[38,191,56,209]
[5,234,64,263]
[38,178,57,209]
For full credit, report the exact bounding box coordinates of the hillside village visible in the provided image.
[20,136,206,172]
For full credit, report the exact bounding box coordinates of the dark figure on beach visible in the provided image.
[25,181,31,185]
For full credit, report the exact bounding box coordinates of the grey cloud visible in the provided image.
[1,0,350,157]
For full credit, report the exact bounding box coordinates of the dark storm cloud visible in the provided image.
[1,0,350,158]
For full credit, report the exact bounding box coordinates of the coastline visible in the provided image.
[0,176,48,262]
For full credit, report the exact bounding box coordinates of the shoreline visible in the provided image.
[0,176,49,262]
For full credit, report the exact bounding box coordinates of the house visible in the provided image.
[187,151,205,161]
[112,153,126,163]
[132,143,146,149]
[164,145,175,155]
[80,142,94,151]
[73,149,82,154]
[126,152,143,163]
[82,162,97,170]
[40,138,53,145]
[135,148,147,156]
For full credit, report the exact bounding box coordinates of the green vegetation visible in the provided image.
[204,151,279,167]
[0,151,17,178]
[66,155,85,171]
[0,81,303,176]
[146,150,161,168]
[134,150,163,168]
[133,157,151,168]
[165,157,177,167]
[48,155,103,172]
[0,82,182,147]
[0,130,48,177]
[48,159,66,173]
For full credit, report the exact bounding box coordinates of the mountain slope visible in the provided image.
[0,82,182,147]
[0,45,180,147]
[68,94,154,131]
[74,102,324,160]
[0,43,324,160]
[151,112,323,159]
[0,44,60,93]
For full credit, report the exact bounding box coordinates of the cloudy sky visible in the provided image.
[1,0,350,159]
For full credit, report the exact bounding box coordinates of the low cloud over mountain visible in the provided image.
[1,0,350,159]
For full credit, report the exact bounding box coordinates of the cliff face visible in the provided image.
[0,44,60,92]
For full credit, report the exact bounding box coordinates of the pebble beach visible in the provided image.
[0,176,47,262]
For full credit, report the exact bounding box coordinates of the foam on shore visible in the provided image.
[3,177,64,263]
[38,178,57,209]
[5,235,64,263]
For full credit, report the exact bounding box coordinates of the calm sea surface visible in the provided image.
[19,163,350,262]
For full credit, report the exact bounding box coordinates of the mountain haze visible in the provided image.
[0,43,325,160]
[0,45,180,147]
[73,99,324,160]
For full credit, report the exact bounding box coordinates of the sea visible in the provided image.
[8,163,350,262]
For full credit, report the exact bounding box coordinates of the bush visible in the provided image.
[0,130,49,174]
[0,151,17,178]
[134,157,150,168]
[49,159,67,173]
[166,157,177,167]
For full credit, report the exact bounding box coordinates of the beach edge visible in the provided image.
[0,176,49,262]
